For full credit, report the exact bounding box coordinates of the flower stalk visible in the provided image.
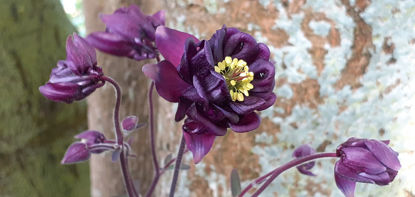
[169,135,186,197]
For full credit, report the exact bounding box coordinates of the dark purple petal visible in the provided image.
[87,32,133,56]
[342,147,387,174]
[224,30,259,64]
[61,142,90,164]
[364,139,401,171]
[75,130,106,145]
[122,116,139,131]
[142,61,191,102]
[255,92,276,111]
[358,172,392,185]
[214,105,239,124]
[66,34,96,74]
[183,130,216,164]
[249,59,276,93]
[175,99,192,122]
[192,70,228,103]
[229,112,260,133]
[293,144,316,176]
[186,104,227,136]
[256,43,270,60]
[155,26,199,67]
[229,96,266,115]
[39,82,79,103]
[335,169,356,197]
[150,10,165,26]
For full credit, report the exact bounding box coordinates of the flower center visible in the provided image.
[214,56,254,102]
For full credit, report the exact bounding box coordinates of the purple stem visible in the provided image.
[169,135,186,197]
[145,82,161,197]
[240,152,338,197]
[102,76,138,197]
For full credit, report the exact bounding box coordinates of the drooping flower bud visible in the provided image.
[292,144,316,176]
[39,33,104,103]
[334,138,401,197]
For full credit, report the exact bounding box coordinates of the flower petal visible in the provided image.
[100,11,143,39]
[87,32,133,57]
[122,116,139,131]
[229,96,266,115]
[61,142,90,164]
[364,139,401,171]
[155,26,199,67]
[249,59,276,93]
[186,104,227,136]
[175,98,192,122]
[342,147,387,174]
[66,34,96,74]
[183,131,216,164]
[224,29,259,64]
[142,61,190,102]
[335,169,356,197]
[335,161,373,183]
[229,112,260,133]
[39,82,79,103]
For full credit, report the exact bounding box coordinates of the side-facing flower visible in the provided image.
[143,26,276,163]
[39,33,104,103]
[292,144,316,176]
[334,137,401,197]
[87,5,165,60]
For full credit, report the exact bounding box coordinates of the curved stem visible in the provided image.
[240,152,337,197]
[145,82,161,197]
[169,135,186,197]
[102,76,138,197]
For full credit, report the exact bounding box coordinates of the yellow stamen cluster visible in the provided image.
[214,56,254,102]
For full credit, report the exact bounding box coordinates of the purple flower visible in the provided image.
[87,5,165,60]
[143,26,276,163]
[334,138,401,197]
[39,33,104,103]
[62,130,113,164]
[292,144,316,176]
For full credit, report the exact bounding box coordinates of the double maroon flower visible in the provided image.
[143,26,276,163]
[335,138,401,197]
[87,5,165,60]
[39,34,104,103]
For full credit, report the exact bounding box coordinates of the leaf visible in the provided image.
[167,163,190,170]
[111,150,121,162]
[231,168,242,197]
[164,153,173,165]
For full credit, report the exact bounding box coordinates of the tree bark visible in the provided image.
[83,0,163,196]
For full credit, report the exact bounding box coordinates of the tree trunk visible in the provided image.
[83,0,163,196]
[0,0,89,196]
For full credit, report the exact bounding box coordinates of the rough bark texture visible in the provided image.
[0,0,89,196]
[83,0,163,196]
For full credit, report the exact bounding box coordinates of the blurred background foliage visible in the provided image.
[0,0,88,196]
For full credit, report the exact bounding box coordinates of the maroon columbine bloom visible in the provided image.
[39,33,104,103]
[293,144,316,176]
[143,26,276,163]
[334,138,401,197]
[87,5,165,60]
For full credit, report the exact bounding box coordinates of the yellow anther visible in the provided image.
[214,56,255,102]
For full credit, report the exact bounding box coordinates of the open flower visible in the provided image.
[143,26,276,163]
[87,5,165,60]
[334,138,401,197]
[39,33,104,103]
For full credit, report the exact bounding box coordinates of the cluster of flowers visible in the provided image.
[39,4,401,197]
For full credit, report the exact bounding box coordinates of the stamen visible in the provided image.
[214,56,255,102]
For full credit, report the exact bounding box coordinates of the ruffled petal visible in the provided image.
[155,26,199,67]
[66,34,96,74]
[364,139,401,171]
[229,112,260,133]
[249,59,276,93]
[186,104,227,136]
[183,130,216,164]
[142,61,190,102]
[224,29,259,64]
[256,43,270,60]
[229,96,266,115]
[335,167,356,197]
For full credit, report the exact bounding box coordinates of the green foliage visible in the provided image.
[0,0,89,196]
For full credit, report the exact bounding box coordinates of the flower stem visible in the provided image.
[145,82,161,197]
[102,76,138,197]
[240,152,337,197]
[169,135,186,197]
